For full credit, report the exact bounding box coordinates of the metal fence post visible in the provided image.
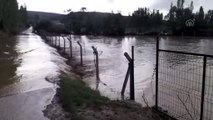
[122,47,135,101]
[56,36,58,47]
[130,46,135,100]
[156,36,159,110]
[63,37,66,53]
[55,36,57,47]
[52,36,54,46]
[47,36,49,44]
[49,37,51,45]
[54,36,57,48]
[51,37,53,46]
[48,37,50,44]
[58,36,61,49]
[92,46,100,80]
[53,37,55,47]
[200,56,207,120]
[52,37,54,46]
[77,41,83,66]
[68,37,72,58]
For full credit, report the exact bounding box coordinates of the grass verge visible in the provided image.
[58,76,109,113]
[57,76,171,120]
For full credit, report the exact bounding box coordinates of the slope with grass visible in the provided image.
[44,75,172,120]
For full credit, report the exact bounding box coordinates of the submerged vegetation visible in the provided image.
[0,0,28,34]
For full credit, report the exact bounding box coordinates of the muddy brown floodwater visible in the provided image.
[0,28,69,120]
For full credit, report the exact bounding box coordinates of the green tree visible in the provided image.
[0,0,19,33]
[166,0,195,35]
[4,0,18,33]
[19,5,28,27]
[198,6,204,21]
[131,7,163,34]
[102,13,125,35]
[177,0,185,9]
[205,10,213,25]
[0,0,28,34]
[189,1,194,11]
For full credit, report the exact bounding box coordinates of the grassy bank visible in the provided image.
[56,75,171,120]
[58,76,109,113]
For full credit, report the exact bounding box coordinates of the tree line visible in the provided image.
[0,0,28,34]
[35,0,213,36]
[61,9,163,36]
[165,0,213,36]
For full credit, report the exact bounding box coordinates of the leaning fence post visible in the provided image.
[121,63,130,98]
[156,36,159,110]
[77,41,83,66]
[200,56,207,120]
[123,47,135,101]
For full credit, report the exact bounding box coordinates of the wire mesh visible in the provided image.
[158,51,204,120]
[203,57,213,120]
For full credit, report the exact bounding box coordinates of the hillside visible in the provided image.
[27,11,65,22]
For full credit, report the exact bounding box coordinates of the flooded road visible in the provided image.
[0,28,69,120]
[67,35,213,106]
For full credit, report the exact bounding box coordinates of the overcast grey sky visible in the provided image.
[17,0,212,15]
